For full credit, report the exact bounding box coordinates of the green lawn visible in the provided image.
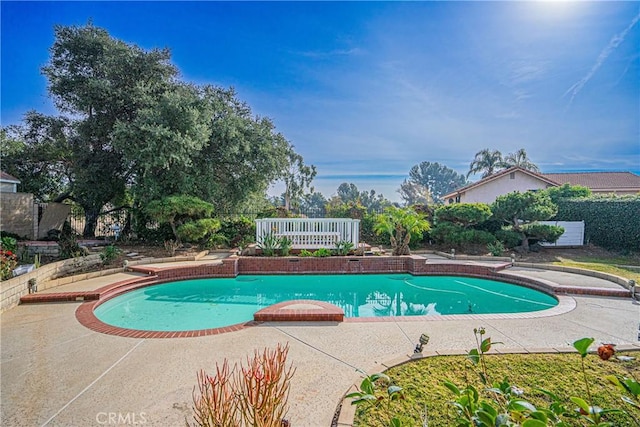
[353,352,640,426]
[550,258,640,282]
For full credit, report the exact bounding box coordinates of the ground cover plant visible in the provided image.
[352,331,640,426]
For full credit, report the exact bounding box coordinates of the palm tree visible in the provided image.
[373,206,430,255]
[467,149,504,178]
[503,148,540,172]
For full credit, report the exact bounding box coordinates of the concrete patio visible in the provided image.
[1,258,639,426]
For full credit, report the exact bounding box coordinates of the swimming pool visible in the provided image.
[94,274,558,331]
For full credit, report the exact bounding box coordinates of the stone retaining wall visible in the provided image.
[1,255,103,313]
[1,251,213,313]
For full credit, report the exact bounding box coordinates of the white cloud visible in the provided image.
[565,11,640,105]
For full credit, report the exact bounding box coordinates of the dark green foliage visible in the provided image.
[146,196,214,224]
[400,161,468,204]
[100,245,122,265]
[219,217,255,248]
[492,191,557,251]
[312,248,332,257]
[146,195,216,243]
[176,218,221,244]
[435,203,492,228]
[360,214,388,246]
[555,196,640,251]
[325,200,368,219]
[431,223,496,247]
[545,184,592,204]
[522,224,565,245]
[58,221,81,259]
[486,241,505,256]
[6,24,312,237]
[0,236,18,253]
[494,229,522,249]
[0,231,24,241]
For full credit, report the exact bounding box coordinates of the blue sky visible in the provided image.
[2,1,639,202]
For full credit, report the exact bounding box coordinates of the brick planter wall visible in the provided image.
[238,256,412,275]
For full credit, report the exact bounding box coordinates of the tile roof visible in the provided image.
[0,171,20,183]
[542,172,640,190]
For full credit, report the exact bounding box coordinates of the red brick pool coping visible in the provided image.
[16,255,628,338]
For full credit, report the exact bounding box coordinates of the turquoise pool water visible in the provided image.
[94,274,558,331]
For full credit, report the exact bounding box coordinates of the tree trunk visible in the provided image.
[82,207,100,238]
[520,232,530,251]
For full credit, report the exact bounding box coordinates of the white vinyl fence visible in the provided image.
[539,221,585,247]
[255,218,360,249]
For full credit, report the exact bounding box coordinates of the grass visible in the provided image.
[550,257,640,282]
[353,352,640,426]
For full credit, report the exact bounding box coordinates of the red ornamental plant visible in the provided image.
[190,343,295,427]
[236,344,295,427]
[191,360,237,427]
[0,250,18,281]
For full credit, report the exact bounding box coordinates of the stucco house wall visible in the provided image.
[444,168,557,205]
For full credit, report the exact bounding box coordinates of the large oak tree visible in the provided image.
[4,23,313,237]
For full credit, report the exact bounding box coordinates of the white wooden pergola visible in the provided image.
[255,218,360,249]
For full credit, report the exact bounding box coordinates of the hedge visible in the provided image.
[555,196,640,251]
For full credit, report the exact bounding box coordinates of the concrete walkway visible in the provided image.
[2,258,639,427]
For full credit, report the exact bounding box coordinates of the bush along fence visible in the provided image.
[555,197,640,251]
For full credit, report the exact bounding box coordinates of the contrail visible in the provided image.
[565,11,640,105]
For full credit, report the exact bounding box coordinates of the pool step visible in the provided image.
[254,300,344,322]
[20,292,100,304]
[20,274,160,305]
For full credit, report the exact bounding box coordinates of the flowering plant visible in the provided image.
[0,250,17,281]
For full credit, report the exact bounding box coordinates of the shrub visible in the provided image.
[555,196,640,251]
[0,231,23,241]
[1,236,18,253]
[522,223,564,245]
[334,240,354,256]
[176,218,221,244]
[100,245,122,265]
[164,240,179,257]
[279,237,292,256]
[434,203,492,227]
[58,221,81,259]
[361,213,387,246]
[146,195,215,242]
[190,344,294,427]
[312,248,332,257]
[431,223,495,246]
[374,206,430,255]
[258,232,280,257]
[494,228,522,248]
[486,241,505,256]
[219,216,255,248]
[0,249,17,280]
[299,249,313,257]
[545,183,591,204]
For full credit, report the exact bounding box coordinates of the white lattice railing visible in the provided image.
[255,218,360,249]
